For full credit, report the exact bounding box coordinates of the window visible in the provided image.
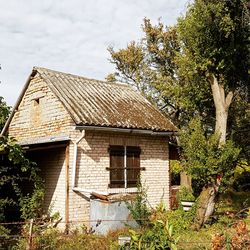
[108,145,141,188]
[31,98,41,125]
[34,98,40,106]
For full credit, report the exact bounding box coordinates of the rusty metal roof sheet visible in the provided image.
[34,67,177,132]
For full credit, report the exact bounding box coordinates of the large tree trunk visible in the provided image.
[210,75,233,145]
[192,75,234,230]
[192,178,221,230]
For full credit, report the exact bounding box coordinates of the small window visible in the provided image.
[33,98,40,106]
[31,98,41,125]
[109,146,141,188]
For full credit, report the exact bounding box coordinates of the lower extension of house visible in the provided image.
[1,67,178,232]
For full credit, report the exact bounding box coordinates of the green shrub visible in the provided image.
[126,182,151,227]
[0,225,11,249]
[150,200,197,234]
[125,220,179,250]
[177,186,196,202]
[19,182,45,220]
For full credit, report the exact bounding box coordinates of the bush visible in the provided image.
[177,186,196,202]
[126,182,151,227]
[151,202,197,234]
[126,220,179,250]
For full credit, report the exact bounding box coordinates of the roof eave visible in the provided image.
[75,125,179,136]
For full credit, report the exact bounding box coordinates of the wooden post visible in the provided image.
[65,145,70,233]
[27,219,34,250]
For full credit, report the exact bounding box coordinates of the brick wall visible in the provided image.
[9,74,74,142]
[68,130,170,226]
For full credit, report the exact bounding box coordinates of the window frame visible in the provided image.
[108,145,142,189]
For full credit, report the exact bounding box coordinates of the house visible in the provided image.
[1,67,178,231]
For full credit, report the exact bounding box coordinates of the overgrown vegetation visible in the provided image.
[126,182,151,227]
[0,136,44,219]
[9,189,249,249]
[0,101,45,248]
[0,97,10,131]
[0,136,44,248]
[177,186,195,202]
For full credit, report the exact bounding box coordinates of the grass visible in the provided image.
[9,191,250,250]
[177,218,249,250]
[177,190,250,250]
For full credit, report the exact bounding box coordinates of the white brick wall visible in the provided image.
[68,131,170,226]
[9,74,74,140]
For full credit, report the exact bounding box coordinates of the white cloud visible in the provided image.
[0,0,188,106]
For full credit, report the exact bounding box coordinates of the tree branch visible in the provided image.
[225,90,234,111]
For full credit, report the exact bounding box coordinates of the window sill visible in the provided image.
[108,187,138,194]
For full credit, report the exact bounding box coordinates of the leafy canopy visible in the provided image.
[179,117,240,188]
[109,18,213,128]
[0,97,10,132]
[177,0,249,90]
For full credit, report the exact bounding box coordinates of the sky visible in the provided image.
[0,0,189,106]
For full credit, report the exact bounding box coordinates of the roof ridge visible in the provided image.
[33,66,131,89]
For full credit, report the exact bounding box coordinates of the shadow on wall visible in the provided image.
[27,147,66,215]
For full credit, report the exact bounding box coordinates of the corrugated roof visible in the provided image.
[34,67,177,132]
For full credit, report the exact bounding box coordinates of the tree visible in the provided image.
[177,0,249,228]
[108,19,214,128]
[179,118,240,229]
[178,0,249,145]
[108,0,249,229]
[0,97,10,132]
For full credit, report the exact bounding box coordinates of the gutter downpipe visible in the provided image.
[71,130,108,196]
[71,130,85,189]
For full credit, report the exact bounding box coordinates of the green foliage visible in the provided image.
[0,96,10,131]
[178,0,249,88]
[179,117,240,188]
[216,190,250,216]
[177,186,195,202]
[0,225,11,249]
[108,18,213,128]
[12,192,249,249]
[152,201,197,234]
[0,136,44,222]
[170,160,182,185]
[170,160,183,175]
[126,182,151,227]
[232,165,250,191]
[105,73,117,83]
[14,225,117,250]
[127,220,179,250]
[231,99,250,173]
[19,183,45,220]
